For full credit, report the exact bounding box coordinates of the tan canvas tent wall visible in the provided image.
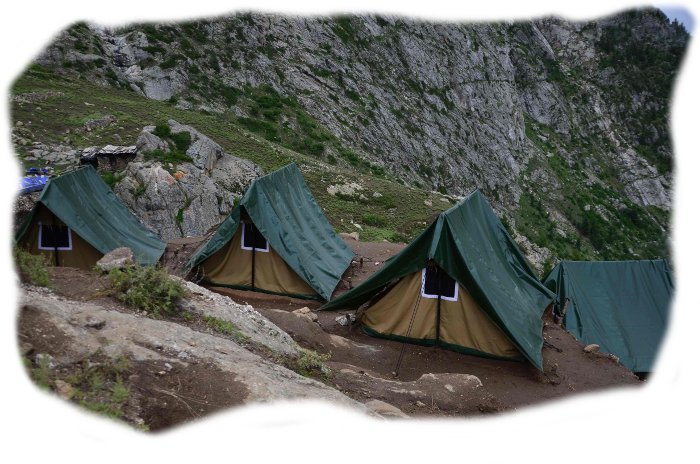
[362,264,521,359]
[17,204,104,270]
[199,212,317,297]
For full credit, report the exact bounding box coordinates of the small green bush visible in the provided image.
[100,171,126,189]
[170,131,192,153]
[152,123,171,138]
[142,149,193,166]
[13,246,52,287]
[389,232,410,244]
[108,265,185,317]
[285,349,331,377]
[362,213,387,228]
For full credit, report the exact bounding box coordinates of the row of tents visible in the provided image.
[15,164,674,373]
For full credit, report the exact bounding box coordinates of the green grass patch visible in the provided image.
[107,265,185,318]
[13,245,52,287]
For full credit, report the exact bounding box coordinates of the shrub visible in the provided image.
[13,246,52,287]
[362,213,387,228]
[100,171,126,189]
[142,149,193,166]
[389,232,410,243]
[284,349,331,377]
[170,131,192,153]
[107,265,185,317]
[152,123,171,138]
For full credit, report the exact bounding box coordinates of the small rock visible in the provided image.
[354,223,363,230]
[320,365,331,375]
[296,307,311,314]
[35,353,54,367]
[7,269,22,287]
[583,344,600,353]
[335,314,356,326]
[416,401,426,407]
[157,371,166,376]
[177,351,190,359]
[96,247,135,272]
[54,380,73,400]
[84,317,106,329]
[424,200,432,206]
[365,400,410,419]
[339,232,360,241]
[164,363,172,370]
[609,354,620,363]
[188,341,196,347]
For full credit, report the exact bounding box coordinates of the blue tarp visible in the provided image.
[7,168,49,198]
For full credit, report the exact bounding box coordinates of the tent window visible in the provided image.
[37,221,73,251]
[421,267,458,301]
[241,221,269,252]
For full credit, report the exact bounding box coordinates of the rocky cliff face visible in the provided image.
[18,7,686,265]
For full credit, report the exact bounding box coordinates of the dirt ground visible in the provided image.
[18,237,642,427]
[202,237,642,413]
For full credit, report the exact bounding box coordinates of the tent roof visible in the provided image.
[184,163,354,301]
[543,260,674,372]
[16,166,167,266]
[320,190,555,370]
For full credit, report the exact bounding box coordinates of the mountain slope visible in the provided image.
[11,7,687,272]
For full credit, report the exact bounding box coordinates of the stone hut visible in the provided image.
[79,145,137,172]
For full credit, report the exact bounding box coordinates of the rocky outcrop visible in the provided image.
[210,153,264,212]
[10,92,65,103]
[167,120,224,173]
[135,126,170,153]
[115,161,220,239]
[73,114,117,134]
[114,122,263,239]
[19,286,379,417]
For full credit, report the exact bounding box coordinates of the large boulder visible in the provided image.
[211,153,264,213]
[114,161,220,239]
[168,120,223,173]
[135,126,170,154]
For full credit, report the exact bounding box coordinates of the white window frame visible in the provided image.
[37,221,73,251]
[420,267,459,302]
[240,221,269,252]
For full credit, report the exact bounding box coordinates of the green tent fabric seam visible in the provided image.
[199,280,322,301]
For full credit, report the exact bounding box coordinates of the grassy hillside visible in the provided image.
[11,67,453,245]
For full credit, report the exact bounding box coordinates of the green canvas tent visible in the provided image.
[16,166,167,268]
[543,260,674,373]
[320,190,556,370]
[183,163,354,301]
